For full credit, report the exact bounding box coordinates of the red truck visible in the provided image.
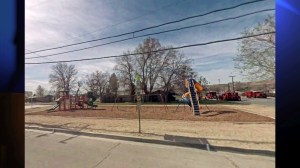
[244,91,267,98]
[219,92,241,101]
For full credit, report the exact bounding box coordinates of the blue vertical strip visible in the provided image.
[276,0,300,167]
[0,0,16,92]
[13,0,25,93]
[276,0,300,125]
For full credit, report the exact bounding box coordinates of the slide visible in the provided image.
[47,103,59,112]
[85,101,98,108]
[84,97,98,108]
[188,79,200,116]
[87,101,98,107]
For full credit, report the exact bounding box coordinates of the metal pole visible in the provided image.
[138,104,141,133]
[218,79,220,92]
[136,73,141,133]
[229,76,235,92]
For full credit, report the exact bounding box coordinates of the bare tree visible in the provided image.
[49,63,78,92]
[173,64,197,93]
[75,81,83,95]
[25,91,33,98]
[108,73,119,96]
[85,71,109,102]
[234,15,275,80]
[114,51,136,95]
[198,76,208,89]
[134,37,179,94]
[114,37,197,95]
[134,37,162,94]
[47,89,56,96]
[159,51,191,92]
[35,85,45,97]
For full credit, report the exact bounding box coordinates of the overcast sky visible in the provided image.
[25,0,275,92]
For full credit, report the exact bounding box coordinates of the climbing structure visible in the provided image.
[187,79,201,115]
[47,90,97,112]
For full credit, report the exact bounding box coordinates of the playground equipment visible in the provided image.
[47,90,98,112]
[181,78,203,115]
[218,92,241,101]
[244,91,267,98]
[84,91,98,108]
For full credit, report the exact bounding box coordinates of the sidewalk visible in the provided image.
[25,115,275,153]
[25,124,275,157]
[26,130,275,168]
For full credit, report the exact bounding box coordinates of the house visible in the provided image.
[26,95,54,102]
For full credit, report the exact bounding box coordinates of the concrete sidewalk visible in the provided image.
[25,125,275,157]
[26,130,275,168]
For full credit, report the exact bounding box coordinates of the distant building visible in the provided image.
[25,91,33,98]
[26,95,54,102]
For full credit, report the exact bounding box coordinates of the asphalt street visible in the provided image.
[25,130,274,168]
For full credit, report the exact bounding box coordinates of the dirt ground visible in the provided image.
[25,104,275,151]
[219,104,275,119]
[27,105,274,122]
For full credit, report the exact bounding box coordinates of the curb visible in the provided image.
[25,125,275,157]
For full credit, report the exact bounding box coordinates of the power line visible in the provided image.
[25,0,269,55]
[25,8,274,60]
[25,0,185,53]
[25,31,275,64]
[25,49,55,62]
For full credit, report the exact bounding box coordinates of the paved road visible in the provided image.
[239,97,275,108]
[245,97,275,107]
[25,130,274,168]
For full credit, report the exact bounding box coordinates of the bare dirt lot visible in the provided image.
[27,105,274,122]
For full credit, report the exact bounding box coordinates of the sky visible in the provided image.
[25,0,275,92]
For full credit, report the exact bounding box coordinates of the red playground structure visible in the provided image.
[47,91,98,112]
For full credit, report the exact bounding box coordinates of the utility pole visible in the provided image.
[229,76,235,92]
[218,79,220,92]
[228,83,230,92]
[135,73,141,133]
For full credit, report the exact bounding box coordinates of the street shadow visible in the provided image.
[59,135,80,144]
[34,123,72,138]
[35,132,54,138]
[58,124,90,144]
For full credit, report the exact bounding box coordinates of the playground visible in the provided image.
[27,105,273,122]
[25,79,275,151]
[25,104,275,151]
